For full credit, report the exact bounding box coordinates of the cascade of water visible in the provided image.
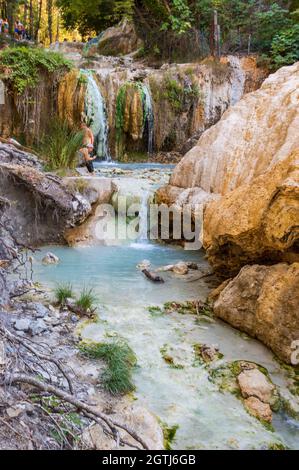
[142,85,154,155]
[82,70,111,161]
[138,190,150,240]
[228,56,246,105]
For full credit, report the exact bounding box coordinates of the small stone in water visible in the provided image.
[42,252,60,265]
[137,259,151,270]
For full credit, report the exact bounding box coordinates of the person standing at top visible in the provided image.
[15,20,23,40]
[3,19,9,36]
[0,18,3,35]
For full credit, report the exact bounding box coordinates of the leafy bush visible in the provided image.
[39,119,84,171]
[0,46,72,94]
[79,339,137,395]
[54,283,74,305]
[270,24,299,68]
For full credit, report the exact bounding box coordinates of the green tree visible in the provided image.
[270,23,299,67]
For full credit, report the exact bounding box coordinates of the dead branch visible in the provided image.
[0,325,74,394]
[66,301,96,318]
[3,373,149,450]
[142,269,165,283]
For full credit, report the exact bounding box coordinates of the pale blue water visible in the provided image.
[94,161,175,171]
[34,244,209,307]
[34,243,299,450]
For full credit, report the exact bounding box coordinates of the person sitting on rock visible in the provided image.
[80,122,94,147]
[79,143,97,174]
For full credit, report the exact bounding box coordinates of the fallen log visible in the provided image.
[142,269,165,283]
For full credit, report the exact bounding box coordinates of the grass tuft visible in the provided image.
[75,287,98,312]
[39,118,84,171]
[79,339,137,395]
[54,283,74,305]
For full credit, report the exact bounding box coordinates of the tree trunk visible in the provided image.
[35,0,43,41]
[29,0,34,38]
[47,0,53,44]
[56,10,60,42]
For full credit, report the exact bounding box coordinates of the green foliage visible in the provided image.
[151,73,200,113]
[148,306,164,316]
[0,46,72,94]
[38,119,84,171]
[57,0,134,36]
[57,1,299,66]
[160,421,179,450]
[75,288,98,312]
[79,339,137,395]
[161,0,192,35]
[160,344,184,369]
[270,24,299,68]
[54,283,74,305]
[254,3,291,50]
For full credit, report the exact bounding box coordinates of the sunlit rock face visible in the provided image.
[204,152,299,274]
[156,62,299,272]
[58,69,86,129]
[0,40,266,157]
[212,262,299,364]
[161,62,298,196]
[57,55,266,159]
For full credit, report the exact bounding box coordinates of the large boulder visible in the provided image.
[212,263,299,364]
[0,142,41,169]
[157,61,299,206]
[203,152,299,274]
[0,148,91,246]
[86,19,143,57]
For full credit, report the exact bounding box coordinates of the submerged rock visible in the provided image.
[172,262,189,275]
[237,369,276,405]
[197,344,222,363]
[244,397,272,423]
[136,260,151,271]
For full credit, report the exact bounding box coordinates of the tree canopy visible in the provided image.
[1,1,298,67]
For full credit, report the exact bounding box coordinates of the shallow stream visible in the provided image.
[34,164,299,450]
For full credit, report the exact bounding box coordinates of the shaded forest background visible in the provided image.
[1,1,298,66]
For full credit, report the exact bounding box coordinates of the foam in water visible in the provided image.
[82,70,110,161]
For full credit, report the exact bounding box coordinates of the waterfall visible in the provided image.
[82,70,110,161]
[138,190,149,240]
[142,85,154,155]
[227,56,246,105]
